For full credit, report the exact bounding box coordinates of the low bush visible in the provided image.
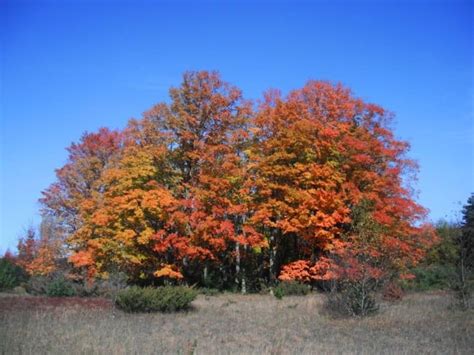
[0,258,28,291]
[115,286,197,313]
[273,281,310,299]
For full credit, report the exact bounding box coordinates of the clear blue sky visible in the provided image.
[1,0,472,253]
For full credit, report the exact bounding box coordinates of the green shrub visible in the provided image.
[46,276,76,297]
[273,281,310,298]
[273,286,284,299]
[0,258,27,291]
[115,286,197,313]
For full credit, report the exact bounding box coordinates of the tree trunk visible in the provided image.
[203,265,208,286]
[269,230,277,283]
[241,244,247,294]
[235,242,240,290]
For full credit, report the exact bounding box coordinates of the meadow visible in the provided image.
[1,291,472,354]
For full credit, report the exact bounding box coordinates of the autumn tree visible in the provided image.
[139,71,267,289]
[40,128,123,235]
[67,122,178,280]
[16,219,63,276]
[249,81,435,284]
[62,72,266,288]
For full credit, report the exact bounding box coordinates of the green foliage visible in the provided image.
[425,221,460,265]
[0,258,27,291]
[273,281,310,299]
[46,276,76,297]
[406,220,463,293]
[273,286,284,299]
[403,264,456,291]
[115,286,197,313]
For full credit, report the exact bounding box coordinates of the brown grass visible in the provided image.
[0,291,472,354]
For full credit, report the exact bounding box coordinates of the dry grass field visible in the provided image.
[0,291,472,354]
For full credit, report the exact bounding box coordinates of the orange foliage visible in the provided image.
[154,264,184,280]
[16,227,60,276]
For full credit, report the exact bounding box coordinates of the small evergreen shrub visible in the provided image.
[0,258,27,291]
[273,281,310,299]
[46,276,76,297]
[115,286,197,313]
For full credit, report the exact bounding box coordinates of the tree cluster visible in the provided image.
[35,71,437,291]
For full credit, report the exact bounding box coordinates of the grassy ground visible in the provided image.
[0,291,472,354]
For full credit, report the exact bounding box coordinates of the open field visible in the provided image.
[0,291,472,354]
